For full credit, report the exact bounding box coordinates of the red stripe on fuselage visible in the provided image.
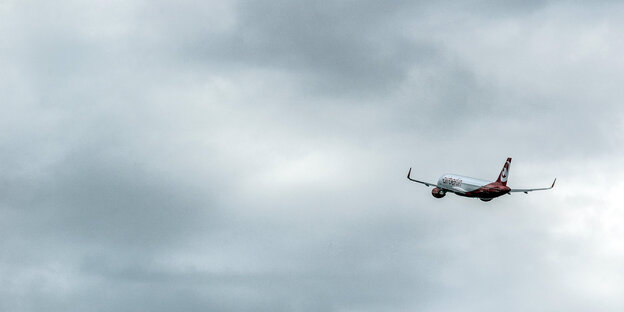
[458,181,510,199]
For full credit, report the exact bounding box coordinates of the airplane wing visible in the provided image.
[510,178,556,194]
[406,168,437,187]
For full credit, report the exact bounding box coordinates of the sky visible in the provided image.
[1,1,624,311]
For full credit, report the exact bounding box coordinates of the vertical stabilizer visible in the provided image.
[496,157,512,185]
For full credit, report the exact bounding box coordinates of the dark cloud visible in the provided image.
[139,0,440,96]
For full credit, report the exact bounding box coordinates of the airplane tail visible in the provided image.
[496,157,512,186]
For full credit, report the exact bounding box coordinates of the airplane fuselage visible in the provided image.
[436,174,511,200]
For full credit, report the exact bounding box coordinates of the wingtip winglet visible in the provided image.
[552,178,557,188]
[407,167,412,179]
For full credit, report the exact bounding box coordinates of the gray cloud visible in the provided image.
[1,0,624,311]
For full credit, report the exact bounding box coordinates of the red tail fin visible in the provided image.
[496,157,512,185]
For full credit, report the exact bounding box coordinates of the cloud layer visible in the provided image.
[1,1,623,311]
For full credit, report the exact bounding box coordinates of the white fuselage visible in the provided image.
[437,174,491,194]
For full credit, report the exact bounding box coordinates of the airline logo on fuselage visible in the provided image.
[443,177,462,186]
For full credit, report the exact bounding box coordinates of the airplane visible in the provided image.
[407,157,555,201]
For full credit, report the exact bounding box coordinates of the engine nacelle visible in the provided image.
[480,198,492,202]
[432,187,446,198]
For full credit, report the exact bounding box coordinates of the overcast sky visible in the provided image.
[1,1,624,311]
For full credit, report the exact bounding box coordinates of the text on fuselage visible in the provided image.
[443,177,462,186]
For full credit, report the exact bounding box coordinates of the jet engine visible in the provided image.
[431,187,446,198]
[480,198,492,202]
